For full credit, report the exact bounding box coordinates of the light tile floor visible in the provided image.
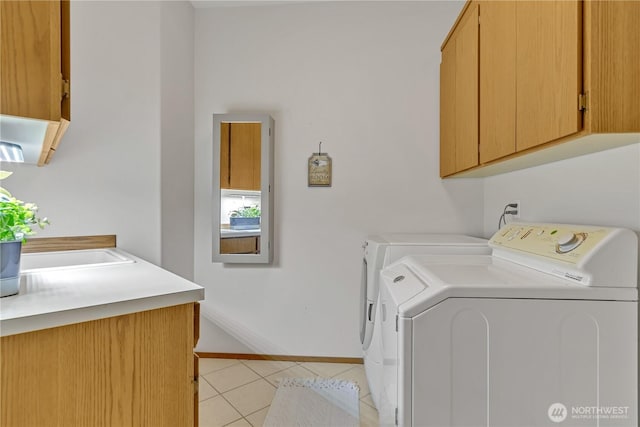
[198,358,379,427]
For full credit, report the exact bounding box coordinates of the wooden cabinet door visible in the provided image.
[229,123,261,191]
[454,3,479,172]
[584,0,640,134]
[479,1,516,164]
[440,2,479,177]
[220,122,261,190]
[516,0,582,151]
[440,39,456,177]
[1,304,195,427]
[193,303,200,427]
[194,353,199,427]
[220,122,231,188]
[0,0,69,122]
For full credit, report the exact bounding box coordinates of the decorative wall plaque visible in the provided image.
[308,142,332,187]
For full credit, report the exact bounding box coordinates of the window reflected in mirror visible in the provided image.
[220,190,261,254]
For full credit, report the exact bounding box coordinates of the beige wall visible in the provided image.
[193,1,484,357]
[483,144,640,236]
[4,1,165,264]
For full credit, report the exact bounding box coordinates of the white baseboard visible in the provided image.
[197,302,287,355]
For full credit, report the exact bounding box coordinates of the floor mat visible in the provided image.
[263,377,360,427]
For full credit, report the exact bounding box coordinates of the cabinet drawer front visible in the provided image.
[220,236,258,254]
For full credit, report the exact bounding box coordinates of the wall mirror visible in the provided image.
[212,113,274,264]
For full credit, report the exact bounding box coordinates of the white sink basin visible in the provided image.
[21,248,135,272]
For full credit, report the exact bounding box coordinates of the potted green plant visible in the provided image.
[229,205,261,230]
[0,171,48,297]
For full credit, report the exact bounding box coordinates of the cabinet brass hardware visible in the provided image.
[61,78,70,100]
[578,92,588,112]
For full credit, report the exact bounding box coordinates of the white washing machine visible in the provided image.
[378,222,638,426]
[360,234,489,408]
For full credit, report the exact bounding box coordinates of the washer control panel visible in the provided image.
[490,223,614,265]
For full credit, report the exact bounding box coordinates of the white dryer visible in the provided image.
[378,222,638,426]
[360,234,489,408]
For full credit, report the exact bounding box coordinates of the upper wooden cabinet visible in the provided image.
[0,0,70,165]
[478,1,516,164]
[440,0,640,178]
[584,0,640,134]
[515,1,583,152]
[220,122,261,191]
[440,2,479,176]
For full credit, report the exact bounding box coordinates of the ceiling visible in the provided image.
[190,0,316,8]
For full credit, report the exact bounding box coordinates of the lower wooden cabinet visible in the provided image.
[193,302,200,427]
[1,303,199,427]
[220,236,259,254]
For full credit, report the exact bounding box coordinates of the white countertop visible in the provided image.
[0,249,204,337]
[220,228,261,238]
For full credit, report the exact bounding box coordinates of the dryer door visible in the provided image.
[360,257,375,347]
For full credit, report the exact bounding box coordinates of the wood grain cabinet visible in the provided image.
[440,0,640,178]
[220,236,260,254]
[440,2,479,176]
[1,303,200,427]
[220,122,261,191]
[0,0,71,165]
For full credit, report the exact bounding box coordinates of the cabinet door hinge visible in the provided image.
[578,92,588,112]
[193,377,199,395]
[61,78,70,100]
[395,315,399,332]
[395,407,399,425]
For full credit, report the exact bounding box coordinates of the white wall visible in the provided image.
[193,1,482,357]
[483,144,640,237]
[3,1,163,263]
[160,2,196,279]
[2,1,196,276]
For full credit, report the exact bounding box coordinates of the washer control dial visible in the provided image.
[557,233,577,246]
[556,232,587,254]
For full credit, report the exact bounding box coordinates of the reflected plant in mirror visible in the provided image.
[230,205,260,230]
[212,114,274,263]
